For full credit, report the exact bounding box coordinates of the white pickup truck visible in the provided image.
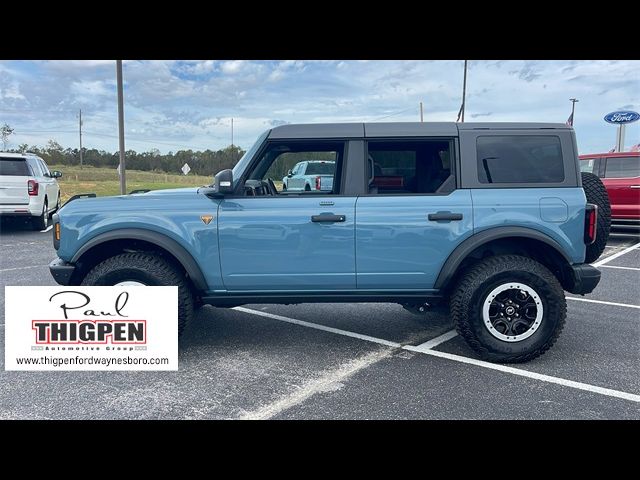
[281,160,335,192]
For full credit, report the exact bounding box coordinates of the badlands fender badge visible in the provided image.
[200,214,214,225]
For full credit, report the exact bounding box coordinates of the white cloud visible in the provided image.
[0,81,25,100]
[220,60,245,74]
[180,60,216,75]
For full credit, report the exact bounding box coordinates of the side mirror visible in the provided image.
[213,169,234,195]
[51,170,63,178]
[287,169,293,177]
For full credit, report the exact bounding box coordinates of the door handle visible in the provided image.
[311,214,346,222]
[629,185,640,189]
[428,212,463,221]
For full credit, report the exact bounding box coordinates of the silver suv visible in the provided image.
[0,153,62,230]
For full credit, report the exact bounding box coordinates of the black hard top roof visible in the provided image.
[268,122,570,139]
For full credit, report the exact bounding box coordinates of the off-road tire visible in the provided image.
[450,255,566,363]
[581,172,611,263]
[32,199,48,230]
[81,252,194,336]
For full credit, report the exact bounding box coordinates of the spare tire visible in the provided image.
[582,172,611,263]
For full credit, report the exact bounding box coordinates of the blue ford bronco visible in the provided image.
[49,122,611,363]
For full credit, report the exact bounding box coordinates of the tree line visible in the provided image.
[5,138,246,177]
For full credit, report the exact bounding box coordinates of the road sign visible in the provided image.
[181,163,191,175]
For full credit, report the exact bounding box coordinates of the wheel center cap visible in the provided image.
[505,306,516,316]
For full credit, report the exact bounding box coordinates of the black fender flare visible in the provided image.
[434,227,573,290]
[71,228,208,291]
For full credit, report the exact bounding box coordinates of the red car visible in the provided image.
[579,152,640,224]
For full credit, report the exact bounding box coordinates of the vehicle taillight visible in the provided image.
[315,176,321,190]
[584,203,597,244]
[28,180,39,196]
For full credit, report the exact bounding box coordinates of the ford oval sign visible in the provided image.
[604,111,640,124]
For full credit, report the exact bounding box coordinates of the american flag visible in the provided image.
[566,112,574,127]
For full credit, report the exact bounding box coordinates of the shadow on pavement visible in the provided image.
[0,217,39,235]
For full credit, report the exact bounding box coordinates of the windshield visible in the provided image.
[231,129,270,187]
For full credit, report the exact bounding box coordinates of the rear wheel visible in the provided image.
[32,199,48,230]
[450,255,566,363]
[304,184,311,191]
[80,252,194,337]
[582,172,611,263]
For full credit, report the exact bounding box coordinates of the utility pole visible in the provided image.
[569,98,579,126]
[231,117,234,162]
[420,102,424,122]
[461,60,468,122]
[457,61,468,122]
[78,109,83,169]
[116,60,126,195]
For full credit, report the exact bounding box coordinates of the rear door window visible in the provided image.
[477,135,565,184]
[604,156,640,178]
[38,159,51,176]
[366,139,453,194]
[0,158,31,176]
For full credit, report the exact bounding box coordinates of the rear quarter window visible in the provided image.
[477,135,565,184]
[580,158,596,173]
[0,158,31,176]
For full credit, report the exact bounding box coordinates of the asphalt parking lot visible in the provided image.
[1,217,639,419]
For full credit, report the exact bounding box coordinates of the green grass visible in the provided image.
[50,165,212,203]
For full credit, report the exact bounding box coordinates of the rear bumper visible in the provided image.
[49,258,76,286]
[0,201,41,216]
[564,263,601,295]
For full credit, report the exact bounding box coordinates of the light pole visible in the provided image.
[569,98,579,126]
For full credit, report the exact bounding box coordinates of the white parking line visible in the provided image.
[417,349,640,403]
[566,296,640,310]
[0,265,42,273]
[40,226,53,233]
[406,330,458,352]
[0,242,39,248]
[236,307,640,404]
[233,307,401,348]
[593,242,640,267]
[600,265,640,272]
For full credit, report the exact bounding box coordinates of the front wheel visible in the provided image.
[80,252,194,337]
[450,255,566,363]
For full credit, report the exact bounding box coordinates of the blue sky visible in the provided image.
[0,60,638,154]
